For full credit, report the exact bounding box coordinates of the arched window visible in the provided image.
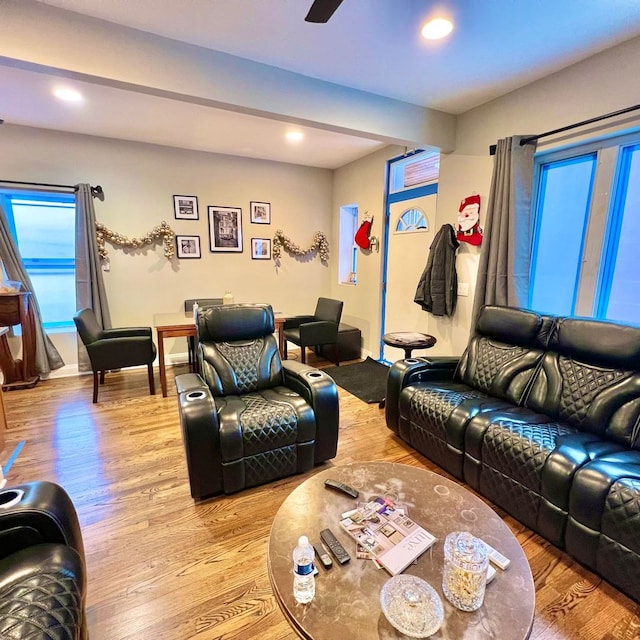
[395,208,428,233]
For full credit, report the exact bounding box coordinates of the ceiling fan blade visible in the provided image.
[305,0,344,23]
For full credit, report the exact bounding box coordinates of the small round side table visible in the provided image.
[382,331,437,359]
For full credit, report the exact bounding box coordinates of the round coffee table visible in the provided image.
[382,332,437,359]
[268,462,534,640]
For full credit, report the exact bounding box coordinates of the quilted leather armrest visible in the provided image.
[177,378,224,500]
[282,360,339,463]
[0,543,86,640]
[0,481,84,561]
[385,357,459,433]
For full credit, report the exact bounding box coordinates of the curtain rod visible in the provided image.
[0,180,104,198]
[488,103,640,156]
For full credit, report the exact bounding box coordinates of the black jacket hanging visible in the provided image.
[414,223,460,317]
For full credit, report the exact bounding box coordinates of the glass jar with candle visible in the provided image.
[442,531,488,612]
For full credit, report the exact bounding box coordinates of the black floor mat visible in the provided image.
[322,357,389,403]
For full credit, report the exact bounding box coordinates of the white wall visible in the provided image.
[332,145,404,356]
[0,124,334,368]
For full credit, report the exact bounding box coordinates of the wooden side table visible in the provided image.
[383,331,437,359]
[0,293,39,391]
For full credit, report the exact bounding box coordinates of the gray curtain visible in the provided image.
[471,136,537,327]
[0,200,65,375]
[75,184,111,371]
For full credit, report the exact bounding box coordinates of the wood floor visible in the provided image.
[2,356,640,640]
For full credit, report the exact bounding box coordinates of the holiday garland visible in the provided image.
[272,229,329,262]
[96,221,176,260]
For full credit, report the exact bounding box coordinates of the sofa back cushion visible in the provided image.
[456,305,549,404]
[524,316,640,448]
[197,304,284,396]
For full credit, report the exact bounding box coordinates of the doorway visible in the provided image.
[380,151,439,362]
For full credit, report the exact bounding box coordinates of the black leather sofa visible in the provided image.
[0,480,88,638]
[386,304,640,603]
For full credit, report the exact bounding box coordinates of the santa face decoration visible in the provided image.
[456,194,483,246]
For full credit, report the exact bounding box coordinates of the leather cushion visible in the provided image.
[218,387,315,461]
[0,543,85,640]
[551,316,640,369]
[476,305,543,346]
[198,304,274,342]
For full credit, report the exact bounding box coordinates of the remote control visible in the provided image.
[313,542,333,569]
[320,528,351,564]
[324,479,359,499]
[479,538,510,570]
[486,564,496,584]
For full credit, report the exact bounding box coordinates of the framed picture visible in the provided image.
[208,206,243,252]
[173,195,199,220]
[251,238,272,260]
[176,235,201,259]
[250,201,271,224]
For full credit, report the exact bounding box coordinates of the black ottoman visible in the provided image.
[318,323,361,363]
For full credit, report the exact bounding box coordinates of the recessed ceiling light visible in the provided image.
[53,87,83,103]
[421,18,453,40]
[285,131,304,143]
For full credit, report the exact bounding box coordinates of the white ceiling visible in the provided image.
[3,0,640,168]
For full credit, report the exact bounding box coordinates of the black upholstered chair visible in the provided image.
[74,307,157,403]
[175,303,339,500]
[283,297,344,365]
[0,481,88,639]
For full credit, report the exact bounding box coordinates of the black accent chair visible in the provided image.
[183,298,223,371]
[74,307,157,403]
[0,481,87,639]
[283,297,344,365]
[175,303,339,500]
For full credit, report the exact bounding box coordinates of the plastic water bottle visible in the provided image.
[293,535,315,604]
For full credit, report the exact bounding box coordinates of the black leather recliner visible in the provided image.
[74,308,157,403]
[175,303,339,500]
[0,481,87,639]
[283,297,343,365]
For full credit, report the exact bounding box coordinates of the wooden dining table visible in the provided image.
[153,311,288,397]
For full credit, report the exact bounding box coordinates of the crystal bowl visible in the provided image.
[380,574,444,638]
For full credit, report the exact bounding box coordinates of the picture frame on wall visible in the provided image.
[173,195,199,220]
[251,238,271,260]
[250,201,271,224]
[208,206,243,252]
[176,235,201,259]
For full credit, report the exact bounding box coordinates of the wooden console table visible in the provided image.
[0,293,39,391]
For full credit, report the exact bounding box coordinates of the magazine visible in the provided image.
[339,497,436,575]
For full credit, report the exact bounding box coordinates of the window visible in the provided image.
[338,204,358,284]
[529,132,640,324]
[0,190,76,330]
[395,208,428,233]
[389,150,439,194]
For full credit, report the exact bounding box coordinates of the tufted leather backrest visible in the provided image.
[524,316,640,448]
[197,304,283,396]
[457,305,550,405]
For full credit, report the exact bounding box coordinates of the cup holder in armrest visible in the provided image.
[305,371,324,380]
[405,358,421,364]
[186,390,207,401]
[0,489,25,509]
